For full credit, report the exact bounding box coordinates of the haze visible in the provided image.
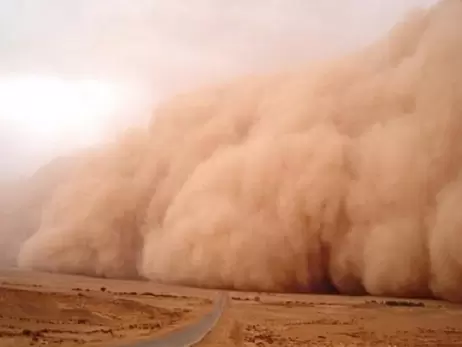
[0,0,437,178]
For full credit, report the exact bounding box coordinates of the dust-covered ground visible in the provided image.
[1,270,461,347]
[0,269,214,347]
[199,292,462,347]
[1,1,462,345]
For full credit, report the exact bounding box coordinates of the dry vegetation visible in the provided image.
[199,292,462,346]
[0,270,461,346]
[0,269,213,347]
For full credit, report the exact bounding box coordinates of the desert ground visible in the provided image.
[0,269,461,347]
[0,269,214,347]
[202,292,462,347]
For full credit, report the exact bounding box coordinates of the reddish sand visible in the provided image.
[0,269,214,347]
[1,269,462,347]
[199,292,462,346]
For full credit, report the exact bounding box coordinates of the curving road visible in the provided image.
[125,291,228,347]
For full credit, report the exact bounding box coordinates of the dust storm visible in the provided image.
[17,0,462,302]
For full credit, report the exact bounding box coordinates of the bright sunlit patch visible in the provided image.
[0,75,121,150]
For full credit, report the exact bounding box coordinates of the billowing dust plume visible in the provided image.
[17,0,462,302]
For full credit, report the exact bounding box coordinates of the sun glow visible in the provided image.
[0,75,121,151]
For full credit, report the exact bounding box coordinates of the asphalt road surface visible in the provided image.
[125,291,228,347]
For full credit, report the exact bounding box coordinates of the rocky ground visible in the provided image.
[199,292,462,346]
[0,269,213,347]
[1,269,462,347]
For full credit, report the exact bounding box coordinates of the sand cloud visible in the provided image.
[17,0,462,302]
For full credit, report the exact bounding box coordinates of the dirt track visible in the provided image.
[199,292,462,346]
[1,269,462,347]
[0,269,214,347]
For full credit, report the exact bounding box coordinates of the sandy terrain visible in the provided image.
[0,269,214,347]
[199,292,462,347]
[1,269,462,347]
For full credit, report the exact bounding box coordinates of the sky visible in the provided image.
[0,0,439,178]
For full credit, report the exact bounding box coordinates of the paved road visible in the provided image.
[125,291,228,347]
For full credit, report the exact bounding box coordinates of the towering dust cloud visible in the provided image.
[17,0,462,302]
